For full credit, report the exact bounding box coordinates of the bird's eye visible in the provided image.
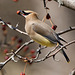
[22,11,30,15]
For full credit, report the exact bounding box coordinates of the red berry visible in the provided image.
[2,27,6,31]
[46,13,51,19]
[4,56,9,60]
[4,49,8,54]
[31,55,36,58]
[2,25,6,27]
[18,38,23,43]
[11,36,18,41]
[30,49,35,54]
[13,0,18,2]
[17,10,21,15]
[52,25,57,30]
[24,46,29,52]
[20,72,25,75]
[16,44,21,49]
[11,37,16,41]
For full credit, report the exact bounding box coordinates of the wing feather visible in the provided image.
[32,21,59,44]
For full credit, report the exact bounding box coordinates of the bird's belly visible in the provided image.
[31,33,56,47]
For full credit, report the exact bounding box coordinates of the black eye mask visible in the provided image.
[22,11,31,15]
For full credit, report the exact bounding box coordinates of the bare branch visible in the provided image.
[54,0,75,10]
[57,26,75,35]
[43,0,75,10]
[48,40,75,58]
[33,46,47,60]
[33,45,58,63]
[43,0,46,8]
[6,40,75,63]
[69,68,75,75]
[0,18,28,35]
[33,40,75,63]
[14,46,47,63]
[0,40,34,70]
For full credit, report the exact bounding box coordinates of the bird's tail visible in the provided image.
[61,48,70,63]
[58,45,70,63]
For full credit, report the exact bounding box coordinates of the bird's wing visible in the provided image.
[32,21,60,44]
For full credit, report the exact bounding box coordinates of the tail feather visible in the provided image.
[58,36,67,43]
[57,43,70,63]
[61,49,70,63]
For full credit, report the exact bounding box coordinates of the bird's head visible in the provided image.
[17,10,38,18]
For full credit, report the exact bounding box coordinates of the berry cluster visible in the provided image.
[1,22,36,61]
[0,21,37,75]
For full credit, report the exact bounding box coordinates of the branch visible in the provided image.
[33,40,75,63]
[14,46,47,63]
[54,0,75,10]
[0,18,28,35]
[69,68,75,75]
[33,46,47,60]
[0,40,34,70]
[43,0,75,10]
[48,40,75,58]
[57,26,75,35]
[2,40,75,65]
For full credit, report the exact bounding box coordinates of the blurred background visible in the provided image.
[0,0,75,75]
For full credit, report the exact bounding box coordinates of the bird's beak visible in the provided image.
[17,10,26,18]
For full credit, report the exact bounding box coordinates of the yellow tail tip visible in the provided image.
[67,60,70,63]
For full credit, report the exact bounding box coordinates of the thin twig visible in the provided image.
[6,40,75,63]
[34,46,47,60]
[33,45,58,63]
[13,46,47,63]
[57,27,75,35]
[54,0,75,10]
[0,19,28,35]
[0,40,34,70]
[33,40,75,63]
[43,0,46,8]
[48,40,75,58]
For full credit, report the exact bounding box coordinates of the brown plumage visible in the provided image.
[17,10,70,63]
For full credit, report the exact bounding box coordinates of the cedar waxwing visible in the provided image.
[17,10,70,63]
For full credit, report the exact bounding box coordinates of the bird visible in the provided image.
[17,10,70,63]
